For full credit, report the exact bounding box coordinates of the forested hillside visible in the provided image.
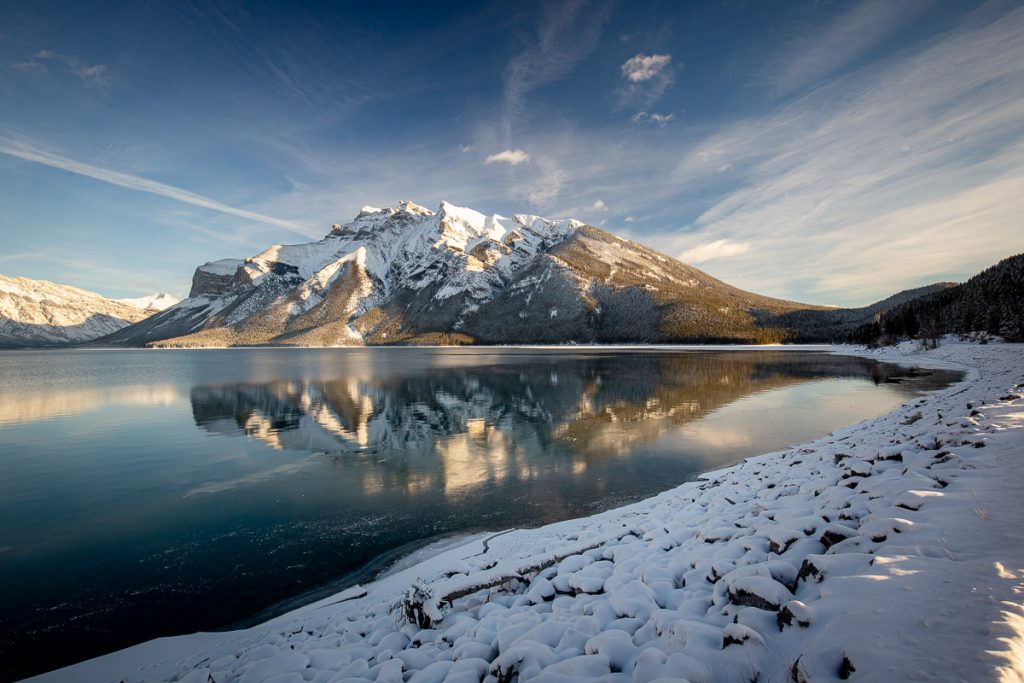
[760,283,956,343]
[852,254,1024,343]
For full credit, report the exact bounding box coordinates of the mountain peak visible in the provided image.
[395,199,433,216]
[436,201,490,231]
[335,201,579,242]
[338,201,436,235]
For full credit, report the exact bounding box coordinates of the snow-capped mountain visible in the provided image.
[0,274,153,347]
[116,292,180,313]
[102,200,825,347]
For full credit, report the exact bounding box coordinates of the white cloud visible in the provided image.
[624,216,635,223]
[459,144,474,153]
[592,199,608,211]
[485,149,531,166]
[678,239,752,263]
[0,136,316,237]
[619,53,676,107]
[621,53,671,82]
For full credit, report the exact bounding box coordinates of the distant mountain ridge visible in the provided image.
[99,200,831,347]
[0,275,152,347]
[115,292,180,314]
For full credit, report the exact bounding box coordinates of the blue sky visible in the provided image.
[1,0,1022,306]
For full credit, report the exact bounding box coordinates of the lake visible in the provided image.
[0,348,960,680]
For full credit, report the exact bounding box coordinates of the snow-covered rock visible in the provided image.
[0,274,152,346]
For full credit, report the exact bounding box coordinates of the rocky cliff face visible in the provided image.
[188,259,244,298]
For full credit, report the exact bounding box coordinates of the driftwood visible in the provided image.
[399,529,639,628]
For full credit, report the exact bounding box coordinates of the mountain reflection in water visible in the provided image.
[187,353,943,499]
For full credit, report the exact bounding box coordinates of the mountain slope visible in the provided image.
[101,201,827,347]
[0,275,152,347]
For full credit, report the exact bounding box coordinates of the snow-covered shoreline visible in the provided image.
[29,343,1024,683]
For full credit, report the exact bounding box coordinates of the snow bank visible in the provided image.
[29,343,1024,683]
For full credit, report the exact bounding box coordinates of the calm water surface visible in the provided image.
[0,348,959,680]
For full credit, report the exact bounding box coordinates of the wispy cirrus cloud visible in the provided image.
[500,0,613,138]
[12,49,110,87]
[487,1,613,208]
[0,136,316,237]
[658,4,1024,305]
[524,156,569,206]
[761,0,933,97]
